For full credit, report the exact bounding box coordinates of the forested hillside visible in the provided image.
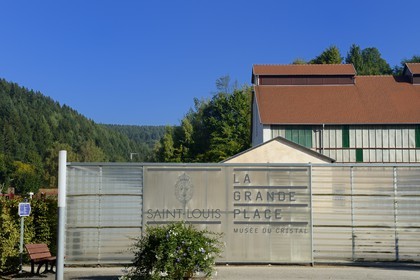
[0,78,159,194]
[103,124,165,150]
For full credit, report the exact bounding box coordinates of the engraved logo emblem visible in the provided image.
[175,173,193,205]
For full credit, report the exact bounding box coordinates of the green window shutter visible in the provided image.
[285,129,292,140]
[342,126,350,148]
[298,129,304,144]
[416,125,420,148]
[285,126,313,148]
[305,130,312,148]
[356,149,363,162]
[292,130,299,143]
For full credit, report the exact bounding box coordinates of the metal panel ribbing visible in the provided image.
[393,167,399,261]
[66,164,143,265]
[65,163,420,265]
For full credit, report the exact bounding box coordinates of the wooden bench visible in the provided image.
[25,243,56,274]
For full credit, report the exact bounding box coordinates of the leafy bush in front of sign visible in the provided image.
[124,222,223,280]
[43,198,58,254]
[0,197,57,274]
[31,198,56,248]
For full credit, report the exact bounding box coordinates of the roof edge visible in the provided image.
[252,63,356,76]
[221,136,335,163]
[405,63,420,75]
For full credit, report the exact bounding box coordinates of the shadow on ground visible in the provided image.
[1,271,49,279]
[1,274,121,280]
[342,262,420,272]
[69,277,120,280]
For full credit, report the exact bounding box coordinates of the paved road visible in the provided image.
[7,263,420,279]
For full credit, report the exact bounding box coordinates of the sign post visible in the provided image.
[18,202,31,273]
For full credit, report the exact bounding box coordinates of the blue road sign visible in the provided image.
[18,203,31,217]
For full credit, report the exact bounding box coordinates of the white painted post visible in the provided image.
[56,150,67,280]
[19,216,24,273]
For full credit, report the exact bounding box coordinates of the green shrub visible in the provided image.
[44,198,58,255]
[0,199,20,274]
[0,197,57,274]
[124,222,223,280]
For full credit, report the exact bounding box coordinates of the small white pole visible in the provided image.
[56,150,67,280]
[19,216,24,273]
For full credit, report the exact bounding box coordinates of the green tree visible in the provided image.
[201,88,252,162]
[176,118,194,162]
[188,98,211,160]
[79,140,108,162]
[345,44,363,72]
[154,79,252,163]
[345,45,392,75]
[44,142,78,187]
[310,45,343,64]
[0,154,14,193]
[32,116,53,155]
[292,58,307,64]
[360,47,392,75]
[393,55,420,75]
[0,154,8,193]
[12,161,42,194]
[154,126,177,162]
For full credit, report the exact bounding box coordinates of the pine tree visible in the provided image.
[310,45,342,64]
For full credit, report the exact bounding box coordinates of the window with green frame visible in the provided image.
[356,148,363,162]
[284,126,312,148]
[342,125,350,148]
[416,125,420,148]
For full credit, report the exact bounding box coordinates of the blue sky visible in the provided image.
[1,0,419,125]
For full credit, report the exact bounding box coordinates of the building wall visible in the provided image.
[225,139,332,164]
[271,125,420,163]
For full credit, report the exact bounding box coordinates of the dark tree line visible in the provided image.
[103,124,165,150]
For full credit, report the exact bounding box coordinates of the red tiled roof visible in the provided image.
[253,64,356,76]
[255,76,420,125]
[406,63,420,75]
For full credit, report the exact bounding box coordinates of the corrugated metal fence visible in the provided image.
[66,164,143,264]
[65,163,420,265]
[312,165,420,262]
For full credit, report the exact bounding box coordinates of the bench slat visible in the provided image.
[30,252,52,260]
[25,243,56,274]
[26,244,48,249]
[27,247,51,254]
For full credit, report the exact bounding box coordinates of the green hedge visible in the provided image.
[0,197,57,274]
